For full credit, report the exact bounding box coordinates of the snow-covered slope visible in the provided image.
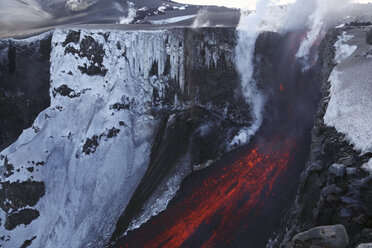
[0,28,188,248]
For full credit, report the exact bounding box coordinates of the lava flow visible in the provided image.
[115,29,322,248]
[117,137,296,248]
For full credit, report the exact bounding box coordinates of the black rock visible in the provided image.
[366,29,372,45]
[0,181,45,213]
[5,209,40,230]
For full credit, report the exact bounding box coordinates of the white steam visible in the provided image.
[119,1,137,24]
[192,9,211,28]
[231,0,274,147]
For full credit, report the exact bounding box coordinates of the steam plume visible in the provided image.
[231,0,272,147]
[290,0,351,65]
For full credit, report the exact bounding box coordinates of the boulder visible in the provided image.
[289,225,349,248]
[367,29,372,45]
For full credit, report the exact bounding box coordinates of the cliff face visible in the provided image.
[275,25,372,248]
[0,33,51,151]
[0,28,250,248]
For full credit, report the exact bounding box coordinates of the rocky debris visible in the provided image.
[0,34,51,151]
[367,29,372,45]
[288,225,349,248]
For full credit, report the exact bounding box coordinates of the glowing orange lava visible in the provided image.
[120,138,295,248]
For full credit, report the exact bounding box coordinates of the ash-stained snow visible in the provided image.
[0,28,188,248]
[324,28,372,154]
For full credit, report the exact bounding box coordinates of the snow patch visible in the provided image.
[334,32,357,64]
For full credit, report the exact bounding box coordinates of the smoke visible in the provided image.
[119,1,137,24]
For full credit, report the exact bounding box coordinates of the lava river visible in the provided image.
[115,30,322,248]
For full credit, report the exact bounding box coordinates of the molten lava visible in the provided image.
[119,138,295,248]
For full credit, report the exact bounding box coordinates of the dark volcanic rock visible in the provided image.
[367,29,372,45]
[0,181,45,213]
[0,34,52,151]
[0,181,44,230]
[5,209,40,230]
